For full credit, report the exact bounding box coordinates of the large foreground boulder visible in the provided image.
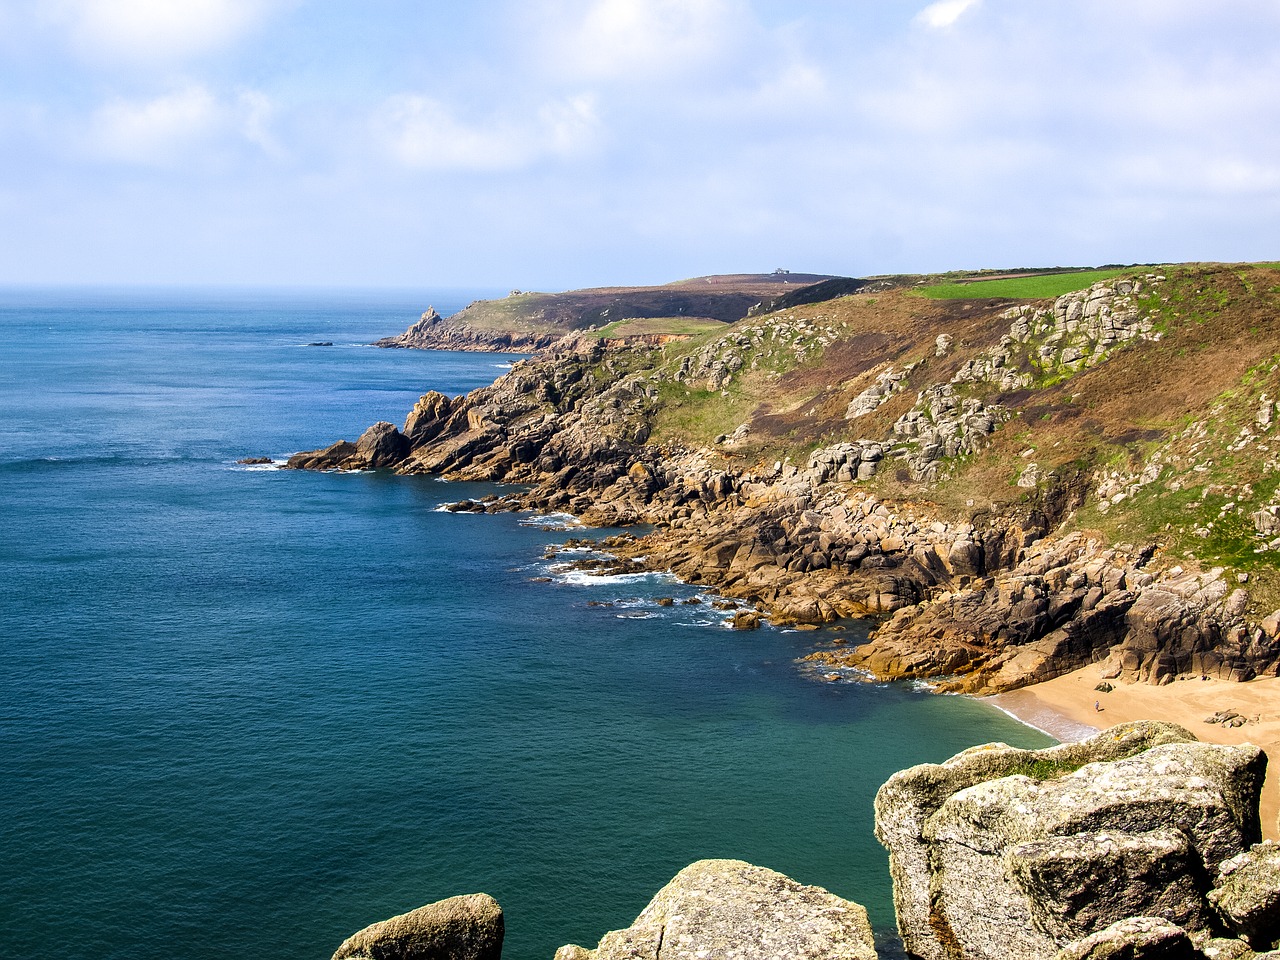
[553,859,876,960]
[331,893,503,960]
[875,722,1266,960]
[1209,841,1280,949]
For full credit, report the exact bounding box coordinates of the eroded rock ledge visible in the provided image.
[330,725,1279,960]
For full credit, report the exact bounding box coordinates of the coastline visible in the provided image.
[989,666,1280,840]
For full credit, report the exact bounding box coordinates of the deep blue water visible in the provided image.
[0,288,1052,960]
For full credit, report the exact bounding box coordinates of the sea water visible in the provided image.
[0,288,1052,960]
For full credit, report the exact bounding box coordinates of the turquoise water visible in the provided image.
[0,288,1052,960]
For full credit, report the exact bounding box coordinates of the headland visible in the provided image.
[288,262,1280,710]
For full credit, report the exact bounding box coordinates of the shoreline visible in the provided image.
[988,665,1280,840]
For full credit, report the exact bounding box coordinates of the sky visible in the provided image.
[1,0,1278,290]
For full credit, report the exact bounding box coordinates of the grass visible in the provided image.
[917,268,1136,301]
[594,316,728,338]
[1004,756,1087,781]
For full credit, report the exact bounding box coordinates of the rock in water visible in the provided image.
[330,893,503,960]
[356,421,410,469]
[874,722,1266,960]
[554,859,876,960]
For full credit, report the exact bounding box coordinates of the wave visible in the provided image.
[519,512,581,529]
[228,459,289,472]
[0,452,196,472]
[552,568,680,588]
[983,696,1097,745]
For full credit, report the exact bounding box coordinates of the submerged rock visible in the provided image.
[330,893,503,960]
[554,859,876,960]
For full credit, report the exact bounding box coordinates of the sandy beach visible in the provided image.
[989,666,1280,840]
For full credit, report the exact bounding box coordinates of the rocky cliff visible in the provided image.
[289,263,1280,694]
[328,725,1280,960]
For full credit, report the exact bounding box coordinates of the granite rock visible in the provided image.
[1209,841,1280,949]
[875,723,1265,960]
[554,859,876,960]
[1054,917,1197,960]
[331,893,503,960]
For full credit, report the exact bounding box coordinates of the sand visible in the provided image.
[988,666,1280,841]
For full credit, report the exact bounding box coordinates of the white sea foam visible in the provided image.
[983,697,1097,744]
[555,569,677,587]
[519,512,580,529]
[231,459,289,472]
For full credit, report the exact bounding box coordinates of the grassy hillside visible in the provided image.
[630,262,1280,606]
[917,268,1134,299]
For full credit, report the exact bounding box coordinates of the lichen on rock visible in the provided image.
[554,859,877,960]
[330,893,503,960]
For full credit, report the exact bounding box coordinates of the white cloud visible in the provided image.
[913,0,981,29]
[375,94,599,173]
[87,85,281,165]
[536,0,742,81]
[46,0,291,65]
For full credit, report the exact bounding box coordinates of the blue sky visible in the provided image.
[1,0,1277,289]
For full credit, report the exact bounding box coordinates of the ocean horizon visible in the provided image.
[0,287,1053,960]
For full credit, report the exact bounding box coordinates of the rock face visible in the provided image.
[330,893,503,960]
[875,723,1266,960]
[553,859,877,960]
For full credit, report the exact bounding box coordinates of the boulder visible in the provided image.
[330,893,503,960]
[356,421,411,469]
[875,722,1265,960]
[1209,841,1280,949]
[554,859,876,960]
[1054,917,1197,960]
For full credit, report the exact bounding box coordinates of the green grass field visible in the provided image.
[594,316,728,338]
[918,268,1135,300]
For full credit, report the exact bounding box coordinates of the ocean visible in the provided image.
[0,287,1052,960]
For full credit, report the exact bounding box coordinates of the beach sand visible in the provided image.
[989,666,1280,840]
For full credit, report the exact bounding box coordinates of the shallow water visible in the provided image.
[0,288,1052,959]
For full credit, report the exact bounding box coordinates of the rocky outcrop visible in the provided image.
[331,893,503,960]
[284,421,411,471]
[553,859,877,960]
[375,307,561,353]
[875,722,1266,960]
